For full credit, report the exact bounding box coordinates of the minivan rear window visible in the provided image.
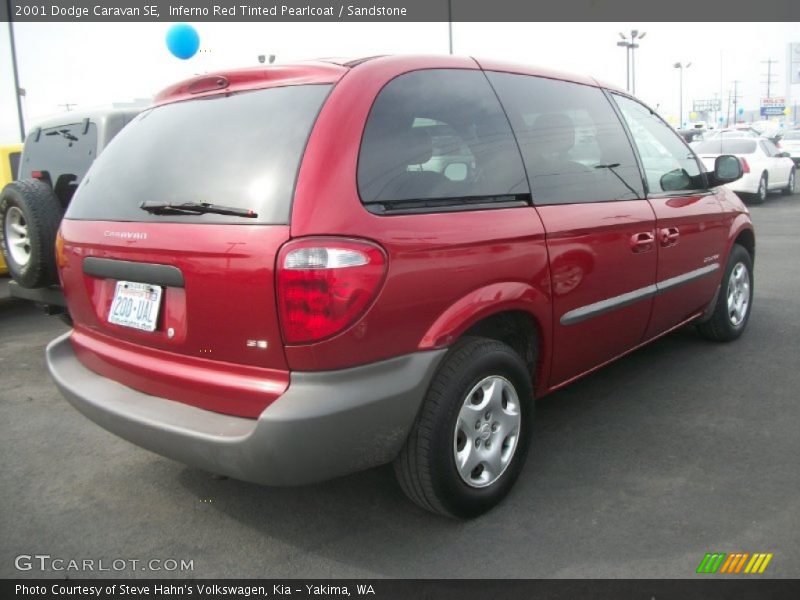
[66,84,331,224]
[694,139,757,155]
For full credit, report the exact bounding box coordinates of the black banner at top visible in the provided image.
[0,0,798,22]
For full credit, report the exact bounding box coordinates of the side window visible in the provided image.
[357,69,529,212]
[486,72,643,205]
[612,94,702,194]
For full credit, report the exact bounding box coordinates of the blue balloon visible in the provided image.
[718,116,724,123]
[738,106,744,115]
[166,24,199,60]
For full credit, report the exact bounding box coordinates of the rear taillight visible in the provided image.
[55,228,67,270]
[739,158,750,173]
[31,170,43,179]
[277,238,387,344]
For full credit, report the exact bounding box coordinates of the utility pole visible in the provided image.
[760,58,778,99]
[732,80,741,124]
[58,103,77,112]
[6,0,26,142]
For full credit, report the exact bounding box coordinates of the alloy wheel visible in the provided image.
[4,206,31,267]
[453,375,521,488]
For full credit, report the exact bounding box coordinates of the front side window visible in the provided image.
[613,94,702,194]
[357,69,529,212]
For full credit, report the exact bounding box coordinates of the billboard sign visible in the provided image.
[693,99,721,112]
[761,97,786,116]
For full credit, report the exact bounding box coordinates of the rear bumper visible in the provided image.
[725,173,760,195]
[46,332,446,486]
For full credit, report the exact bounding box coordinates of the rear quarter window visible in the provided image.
[357,69,529,214]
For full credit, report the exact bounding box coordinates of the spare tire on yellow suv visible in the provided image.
[0,179,63,288]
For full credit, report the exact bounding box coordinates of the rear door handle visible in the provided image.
[659,227,680,247]
[630,231,655,253]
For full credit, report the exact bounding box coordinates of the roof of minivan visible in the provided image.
[152,55,626,107]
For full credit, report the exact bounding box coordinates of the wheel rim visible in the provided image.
[4,206,31,267]
[453,375,521,489]
[726,262,750,327]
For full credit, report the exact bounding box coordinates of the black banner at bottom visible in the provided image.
[4,579,800,600]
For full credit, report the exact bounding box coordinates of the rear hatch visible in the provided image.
[59,77,335,417]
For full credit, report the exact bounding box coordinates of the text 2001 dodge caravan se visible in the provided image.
[47,55,754,518]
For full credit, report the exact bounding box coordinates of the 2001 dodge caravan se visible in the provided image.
[47,55,754,518]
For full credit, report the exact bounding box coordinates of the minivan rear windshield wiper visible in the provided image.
[139,201,258,218]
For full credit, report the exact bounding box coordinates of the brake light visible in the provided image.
[31,170,43,179]
[277,238,387,344]
[739,158,750,173]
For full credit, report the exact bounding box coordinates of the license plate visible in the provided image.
[108,281,162,332]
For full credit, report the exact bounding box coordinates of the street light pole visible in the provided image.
[617,30,645,95]
[674,62,692,128]
[6,0,26,142]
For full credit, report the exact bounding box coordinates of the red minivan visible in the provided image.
[47,55,754,517]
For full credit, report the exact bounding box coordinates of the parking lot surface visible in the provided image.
[1,193,799,579]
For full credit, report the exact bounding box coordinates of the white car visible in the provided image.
[778,130,800,168]
[694,137,796,203]
[703,127,761,139]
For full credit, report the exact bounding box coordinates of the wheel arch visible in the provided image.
[417,282,552,397]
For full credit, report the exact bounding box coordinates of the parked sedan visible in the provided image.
[694,137,796,203]
[779,129,800,167]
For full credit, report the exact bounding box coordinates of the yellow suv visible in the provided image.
[0,144,23,275]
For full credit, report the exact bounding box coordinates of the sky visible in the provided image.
[1,21,798,144]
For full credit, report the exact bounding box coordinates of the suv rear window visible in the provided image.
[66,84,331,224]
[23,123,98,205]
[357,69,529,214]
[694,139,757,154]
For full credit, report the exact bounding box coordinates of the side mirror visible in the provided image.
[707,154,743,187]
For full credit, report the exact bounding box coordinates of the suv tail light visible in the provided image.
[277,238,387,344]
[739,157,750,173]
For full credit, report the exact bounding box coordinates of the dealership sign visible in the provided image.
[760,97,786,116]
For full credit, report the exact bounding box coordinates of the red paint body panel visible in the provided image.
[536,201,658,386]
[58,220,290,416]
[644,192,727,339]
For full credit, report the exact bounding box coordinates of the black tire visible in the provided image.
[782,168,796,195]
[748,172,768,204]
[697,244,753,342]
[394,337,534,518]
[0,179,64,288]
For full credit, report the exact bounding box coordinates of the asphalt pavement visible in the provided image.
[1,192,799,579]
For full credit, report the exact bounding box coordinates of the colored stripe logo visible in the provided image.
[696,552,773,574]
